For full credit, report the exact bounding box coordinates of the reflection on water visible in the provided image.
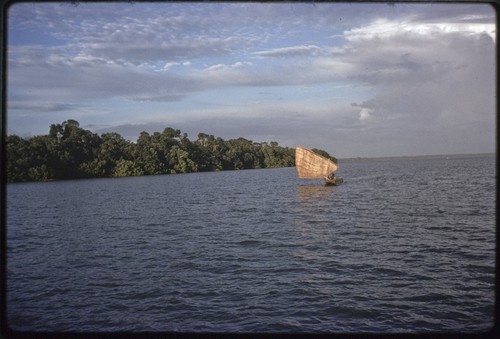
[296,184,334,202]
[294,184,339,240]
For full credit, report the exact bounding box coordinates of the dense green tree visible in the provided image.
[135,131,167,175]
[194,133,232,171]
[168,145,198,174]
[113,159,144,177]
[6,135,36,182]
[93,132,135,176]
[50,122,102,179]
[6,119,327,183]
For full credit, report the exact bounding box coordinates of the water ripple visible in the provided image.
[6,156,496,333]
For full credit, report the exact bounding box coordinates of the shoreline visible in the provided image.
[340,152,495,162]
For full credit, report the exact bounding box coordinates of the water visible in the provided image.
[6,154,496,333]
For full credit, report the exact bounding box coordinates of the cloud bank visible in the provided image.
[7,2,496,157]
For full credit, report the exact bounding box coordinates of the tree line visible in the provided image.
[6,120,306,182]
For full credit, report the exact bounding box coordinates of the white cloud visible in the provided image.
[162,62,179,71]
[359,108,372,121]
[203,61,252,72]
[339,19,495,156]
[253,44,322,58]
[344,13,495,41]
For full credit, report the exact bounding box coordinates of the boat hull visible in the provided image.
[324,176,343,186]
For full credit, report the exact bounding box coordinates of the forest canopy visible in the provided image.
[5,120,336,183]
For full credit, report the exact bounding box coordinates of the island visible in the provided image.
[5,120,332,183]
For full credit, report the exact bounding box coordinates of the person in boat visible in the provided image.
[327,172,335,181]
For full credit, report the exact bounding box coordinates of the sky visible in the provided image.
[5,1,496,158]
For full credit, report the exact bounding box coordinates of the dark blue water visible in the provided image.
[6,154,496,333]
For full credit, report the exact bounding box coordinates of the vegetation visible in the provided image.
[6,120,300,183]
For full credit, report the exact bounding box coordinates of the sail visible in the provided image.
[295,146,338,179]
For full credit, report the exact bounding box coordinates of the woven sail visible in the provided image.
[295,146,338,179]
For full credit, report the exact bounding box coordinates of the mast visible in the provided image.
[295,146,338,179]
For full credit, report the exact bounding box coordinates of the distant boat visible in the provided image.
[295,146,343,186]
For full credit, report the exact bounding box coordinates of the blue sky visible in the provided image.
[6,1,496,158]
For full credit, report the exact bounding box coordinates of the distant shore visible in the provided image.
[340,153,495,162]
